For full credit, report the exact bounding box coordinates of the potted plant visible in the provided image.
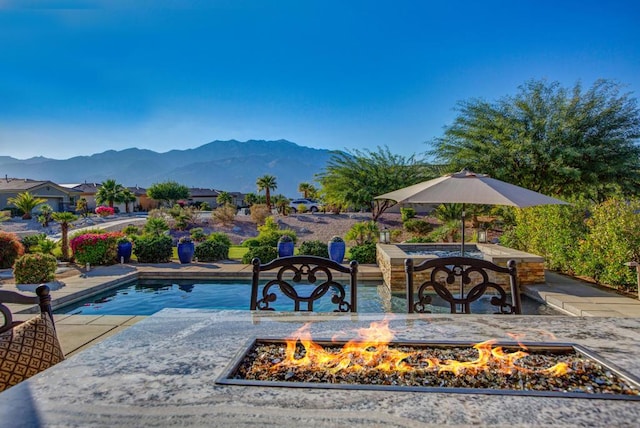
[328,236,346,263]
[277,235,294,258]
[116,236,133,263]
[177,236,195,264]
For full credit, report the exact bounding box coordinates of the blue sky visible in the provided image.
[1,0,639,160]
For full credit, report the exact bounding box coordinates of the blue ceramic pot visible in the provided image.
[117,241,133,263]
[277,241,294,257]
[177,242,195,264]
[328,240,346,263]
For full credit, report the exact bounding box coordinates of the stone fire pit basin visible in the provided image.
[217,338,640,400]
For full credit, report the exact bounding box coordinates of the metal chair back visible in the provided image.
[405,257,521,314]
[251,256,358,312]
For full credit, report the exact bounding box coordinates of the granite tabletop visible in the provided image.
[1,310,639,427]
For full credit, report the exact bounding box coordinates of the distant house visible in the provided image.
[129,186,157,211]
[60,182,155,213]
[188,188,219,208]
[229,192,247,208]
[0,177,82,212]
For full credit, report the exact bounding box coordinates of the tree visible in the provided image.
[316,146,435,221]
[52,211,78,261]
[95,179,125,208]
[256,175,277,210]
[146,181,190,207]
[271,194,289,215]
[122,189,137,213]
[298,182,317,199]
[217,191,232,206]
[8,191,47,219]
[430,79,640,202]
[75,197,89,218]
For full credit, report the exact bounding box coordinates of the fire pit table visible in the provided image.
[1,310,639,427]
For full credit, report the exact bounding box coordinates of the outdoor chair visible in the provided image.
[250,256,359,312]
[405,257,521,314]
[0,285,65,392]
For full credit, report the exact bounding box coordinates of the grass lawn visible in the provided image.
[229,245,248,260]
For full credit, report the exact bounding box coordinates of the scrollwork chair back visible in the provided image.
[250,256,358,312]
[405,257,521,314]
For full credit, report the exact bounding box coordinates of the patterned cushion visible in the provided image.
[0,314,65,392]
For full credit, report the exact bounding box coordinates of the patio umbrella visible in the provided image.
[375,169,569,255]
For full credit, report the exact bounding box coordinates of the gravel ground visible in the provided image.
[0,212,404,245]
[196,212,403,245]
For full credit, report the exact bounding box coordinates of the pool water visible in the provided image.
[403,250,484,259]
[55,280,559,316]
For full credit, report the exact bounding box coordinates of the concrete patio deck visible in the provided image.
[2,262,639,357]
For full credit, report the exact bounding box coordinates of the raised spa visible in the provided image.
[376,243,545,291]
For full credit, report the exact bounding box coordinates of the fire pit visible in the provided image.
[217,320,640,400]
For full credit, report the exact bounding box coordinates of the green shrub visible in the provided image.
[242,238,262,248]
[13,253,57,284]
[405,236,435,243]
[131,235,172,263]
[400,207,416,222]
[404,219,432,236]
[298,240,329,257]
[194,240,229,262]
[345,221,379,245]
[574,198,640,288]
[36,236,57,255]
[144,217,170,236]
[190,227,207,242]
[70,233,120,265]
[242,245,278,264]
[348,242,377,264]
[21,233,46,253]
[122,224,141,235]
[500,202,588,273]
[0,231,25,269]
[207,232,232,247]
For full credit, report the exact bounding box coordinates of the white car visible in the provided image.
[289,198,320,213]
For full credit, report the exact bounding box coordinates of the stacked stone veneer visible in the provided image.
[376,243,545,292]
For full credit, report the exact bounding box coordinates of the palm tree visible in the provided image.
[8,191,47,219]
[244,193,258,207]
[272,194,289,215]
[217,191,232,206]
[298,182,316,199]
[52,211,78,261]
[256,175,277,211]
[95,179,125,208]
[122,189,137,213]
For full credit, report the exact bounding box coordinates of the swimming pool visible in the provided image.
[54,280,559,316]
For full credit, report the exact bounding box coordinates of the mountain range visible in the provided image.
[0,140,338,196]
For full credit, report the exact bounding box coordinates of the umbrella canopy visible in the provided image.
[376,169,569,207]
[375,169,569,254]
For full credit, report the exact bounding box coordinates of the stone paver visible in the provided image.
[522,271,639,317]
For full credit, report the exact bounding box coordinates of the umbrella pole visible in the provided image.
[461,204,465,256]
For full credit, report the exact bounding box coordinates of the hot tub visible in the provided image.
[376,243,545,291]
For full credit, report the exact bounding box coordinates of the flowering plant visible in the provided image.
[70,232,120,265]
[95,206,115,217]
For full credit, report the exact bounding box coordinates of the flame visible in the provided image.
[274,320,570,378]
